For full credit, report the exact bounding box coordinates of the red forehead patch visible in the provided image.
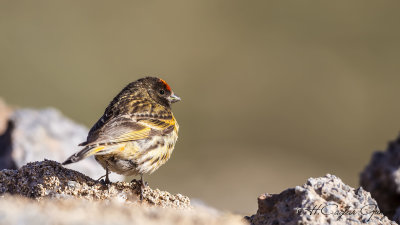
[159,78,172,91]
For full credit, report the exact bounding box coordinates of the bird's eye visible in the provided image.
[159,90,165,95]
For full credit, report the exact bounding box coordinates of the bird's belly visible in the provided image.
[95,131,178,176]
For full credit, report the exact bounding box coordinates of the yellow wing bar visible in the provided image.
[112,126,152,143]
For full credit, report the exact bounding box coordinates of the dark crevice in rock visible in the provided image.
[0,120,16,170]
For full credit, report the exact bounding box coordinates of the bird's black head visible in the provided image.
[137,77,181,108]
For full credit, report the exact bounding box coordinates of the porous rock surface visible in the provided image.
[248,174,396,225]
[0,160,190,208]
[0,195,245,225]
[360,135,400,220]
[0,160,247,225]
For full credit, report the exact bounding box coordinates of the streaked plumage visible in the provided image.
[63,77,180,187]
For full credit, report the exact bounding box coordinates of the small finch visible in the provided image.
[63,77,180,197]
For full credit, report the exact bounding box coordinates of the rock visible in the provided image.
[0,195,245,225]
[0,99,16,170]
[0,98,12,134]
[0,120,16,170]
[0,106,122,180]
[360,135,400,220]
[0,159,191,208]
[10,108,89,168]
[247,174,396,225]
[0,160,247,225]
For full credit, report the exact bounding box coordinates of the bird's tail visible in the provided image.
[62,145,99,165]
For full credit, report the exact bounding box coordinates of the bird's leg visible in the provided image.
[97,174,106,181]
[137,174,149,201]
[139,174,146,201]
[140,174,148,187]
[105,167,110,184]
[130,174,148,201]
[98,167,111,186]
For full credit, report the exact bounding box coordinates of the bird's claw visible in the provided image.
[130,178,148,201]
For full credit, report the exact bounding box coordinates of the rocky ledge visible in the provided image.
[0,160,246,225]
[0,159,190,208]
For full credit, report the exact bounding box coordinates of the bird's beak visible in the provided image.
[168,94,181,103]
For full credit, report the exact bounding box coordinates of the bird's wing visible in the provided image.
[81,115,176,147]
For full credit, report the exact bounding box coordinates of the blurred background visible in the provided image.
[1,0,400,214]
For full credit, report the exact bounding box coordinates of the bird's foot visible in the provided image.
[97,175,111,187]
[130,179,148,201]
[130,178,148,187]
[99,178,111,186]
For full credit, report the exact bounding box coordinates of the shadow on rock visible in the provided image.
[0,120,17,170]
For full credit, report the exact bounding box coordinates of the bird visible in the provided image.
[62,77,180,198]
